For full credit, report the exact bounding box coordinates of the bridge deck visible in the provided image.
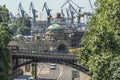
[11,51,89,75]
[12,52,76,60]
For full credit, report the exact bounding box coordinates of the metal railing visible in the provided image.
[12,49,77,59]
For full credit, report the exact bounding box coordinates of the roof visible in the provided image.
[47,24,63,30]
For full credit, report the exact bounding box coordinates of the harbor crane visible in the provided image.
[66,8,70,23]
[76,7,84,27]
[42,2,52,24]
[61,0,76,25]
[88,0,94,13]
[29,1,37,27]
[18,2,26,17]
[69,4,76,25]
[61,0,84,27]
[67,0,84,27]
[61,0,71,8]
[61,9,65,18]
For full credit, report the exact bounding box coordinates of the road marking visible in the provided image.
[57,65,63,80]
[37,63,50,77]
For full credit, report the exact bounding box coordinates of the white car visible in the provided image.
[50,64,56,69]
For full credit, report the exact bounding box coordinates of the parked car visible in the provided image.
[50,64,56,69]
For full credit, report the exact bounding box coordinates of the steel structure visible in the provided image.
[69,4,75,25]
[61,9,65,18]
[88,0,94,13]
[42,2,52,24]
[18,2,26,17]
[11,50,89,75]
[29,1,37,27]
[61,0,84,27]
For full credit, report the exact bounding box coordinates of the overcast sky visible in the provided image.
[0,0,96,19]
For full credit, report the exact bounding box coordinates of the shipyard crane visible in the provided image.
[61,0,84,27]
[61,9,65,18]
[29,1,37,27]
[42,2,52,24]
[61,0,71,8]
[61,0,71,19]
[66,8,70,23]
[88,0,94,13]
[76,7,84,27]
[61,0,94,27]
[18,2,26,17]
[61,0,76,25]
[69,4,76,25]
[68,1,84,27]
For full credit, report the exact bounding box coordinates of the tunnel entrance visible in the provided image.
[57,44,67,51]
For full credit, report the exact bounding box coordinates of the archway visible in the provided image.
[57,44,67,51]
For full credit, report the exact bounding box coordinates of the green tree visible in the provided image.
[8,23,17,35]
[0,23,12,80]
[0,5,9,22]
[17,26,31,35]
[78,0,120,80]
[0,5,12,80]
[8,17,31,35]
[14,17,31,35]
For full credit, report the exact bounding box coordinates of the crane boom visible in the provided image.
[18,2,25,17]
[88,0,94,13]
[61,0,72,8]
[61,9,65,17]
[68,1,84,27]
[42,2,52,24]
[69,4,75,25]
[29,1,37,27]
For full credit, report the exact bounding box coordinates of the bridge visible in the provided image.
[11,49,89,75]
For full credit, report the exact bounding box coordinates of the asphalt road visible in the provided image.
[14,62,79,80]
[36,62,77,80]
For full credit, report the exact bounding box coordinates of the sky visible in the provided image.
[0,0,96,19]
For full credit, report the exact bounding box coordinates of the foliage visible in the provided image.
[17,26,31,35]
[8,23,17,34]
[13,17,31,35]
[0,5,9,22]
[0,5,12,80]
[0,24,12,80]
[78,0,120,80]
[0,23,12,46]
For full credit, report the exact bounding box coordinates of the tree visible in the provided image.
[0,5,12,80]
[0,5,9,22]
[8,17,31,35]
[8,23,17,35]
[14,17,31,35]
[0,23,12,80]
[17,26,31,35]
[78,0,120,80]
